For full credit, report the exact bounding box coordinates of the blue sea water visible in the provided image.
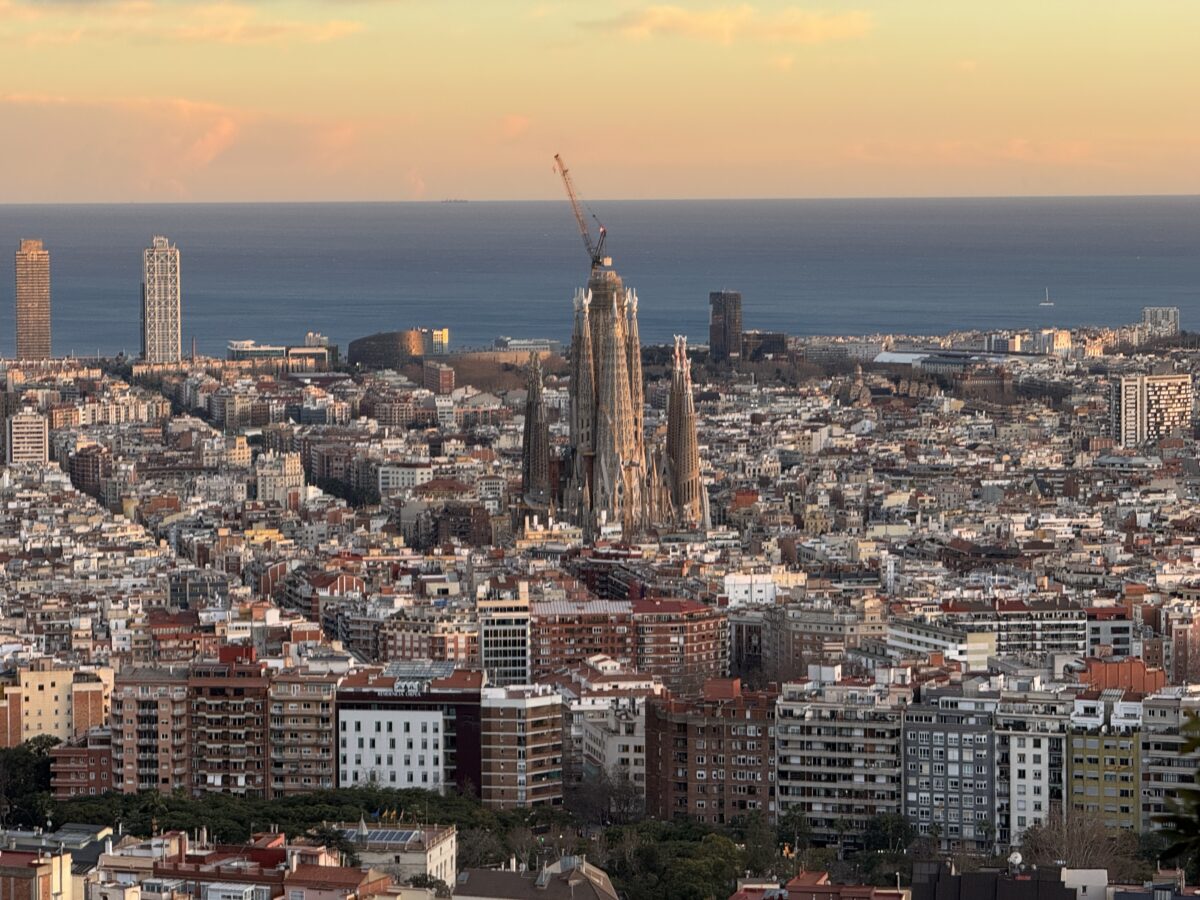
[0,197,1197,358]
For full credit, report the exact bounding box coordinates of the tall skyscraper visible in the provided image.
[14,239,51,360]
[1143,306,1181,339]
[142,236,181,364]
[708,290,742,363]
[1110,373,1194,447]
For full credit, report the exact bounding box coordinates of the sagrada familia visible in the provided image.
[520,258,707,540]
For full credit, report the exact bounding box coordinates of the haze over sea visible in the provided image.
[0,197,1197,359]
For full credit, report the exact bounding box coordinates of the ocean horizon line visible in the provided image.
[2,192,1199,209]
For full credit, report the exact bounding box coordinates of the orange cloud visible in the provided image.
[499,114,531,140]
[1,1,362,47]
[845,137,1099,169]
[405,168,427,199]
[168,5,362,45]
[599,4,872,46]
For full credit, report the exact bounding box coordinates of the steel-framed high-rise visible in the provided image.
[142,235,182,363]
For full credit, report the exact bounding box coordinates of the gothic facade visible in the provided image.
[523,259,705,540]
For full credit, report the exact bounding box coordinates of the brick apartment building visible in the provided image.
[480,684,564,810]
[109,667,190,794]
[529,597,635,680]
[268,669,340,797]
[645,678,777,825]
[632,598,729,696]
[49,727,114,799]
[188,649,270,797]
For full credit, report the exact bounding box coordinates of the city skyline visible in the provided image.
[5,1,1200,894]
[0,2,1198,202]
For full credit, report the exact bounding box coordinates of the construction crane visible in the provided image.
[553,153,608,270]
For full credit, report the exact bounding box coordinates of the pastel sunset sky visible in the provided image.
[1,1,1196,201]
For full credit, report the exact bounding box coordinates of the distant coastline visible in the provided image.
[0,196,1195,358]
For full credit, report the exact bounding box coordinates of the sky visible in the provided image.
[0,1,1197,202]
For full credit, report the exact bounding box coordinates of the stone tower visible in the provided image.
[665,335,704,528]
[520,352,551,509]
[566,262,647,538]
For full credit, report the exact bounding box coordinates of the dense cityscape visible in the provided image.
[2,205,1200,900]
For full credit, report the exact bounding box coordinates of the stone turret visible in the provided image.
[666,334,703,528]
[520,352,550,508]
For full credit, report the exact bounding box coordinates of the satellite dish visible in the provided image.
[1008,851,1023,867]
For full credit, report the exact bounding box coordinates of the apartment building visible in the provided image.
[993,688,1072,846]
[480,684,563,810]
[1140,687,1200,832]
[762,597,886,677]
[942,599,1088,658]
[188,654,270,797]
[6,408,49,465]
[1110,373,1194,447]
[478,577,531,687]
[109,667,190,794]
[582,705,646,792]
[1066,690,1142,833]
[529,597,635,680]
[645,678,777,824]
[49,727,114,799]
[776,669,910,847]
[540,655,665,784]
[886,619,996,673]
[336,662,485,794]
[268,669,339,797]
[256,451,305,506]
[901,693,998,853]
[0,658,112,748]
[632,597,728,696]
[378,605,479,665]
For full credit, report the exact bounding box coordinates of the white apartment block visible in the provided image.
[886,619,996,672]
[338,707,445,790]
[7,409,48,465]
[581,705,646,791]
[1110,373,1194,447]
[378,461,433,495]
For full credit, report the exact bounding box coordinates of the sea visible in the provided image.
[0,196,1197,358]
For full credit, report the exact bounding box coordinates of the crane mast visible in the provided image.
[554,153,607,270]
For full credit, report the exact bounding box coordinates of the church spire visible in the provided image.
[520,352,550,508]
[565,261,649,541]
[666,334,703,528]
